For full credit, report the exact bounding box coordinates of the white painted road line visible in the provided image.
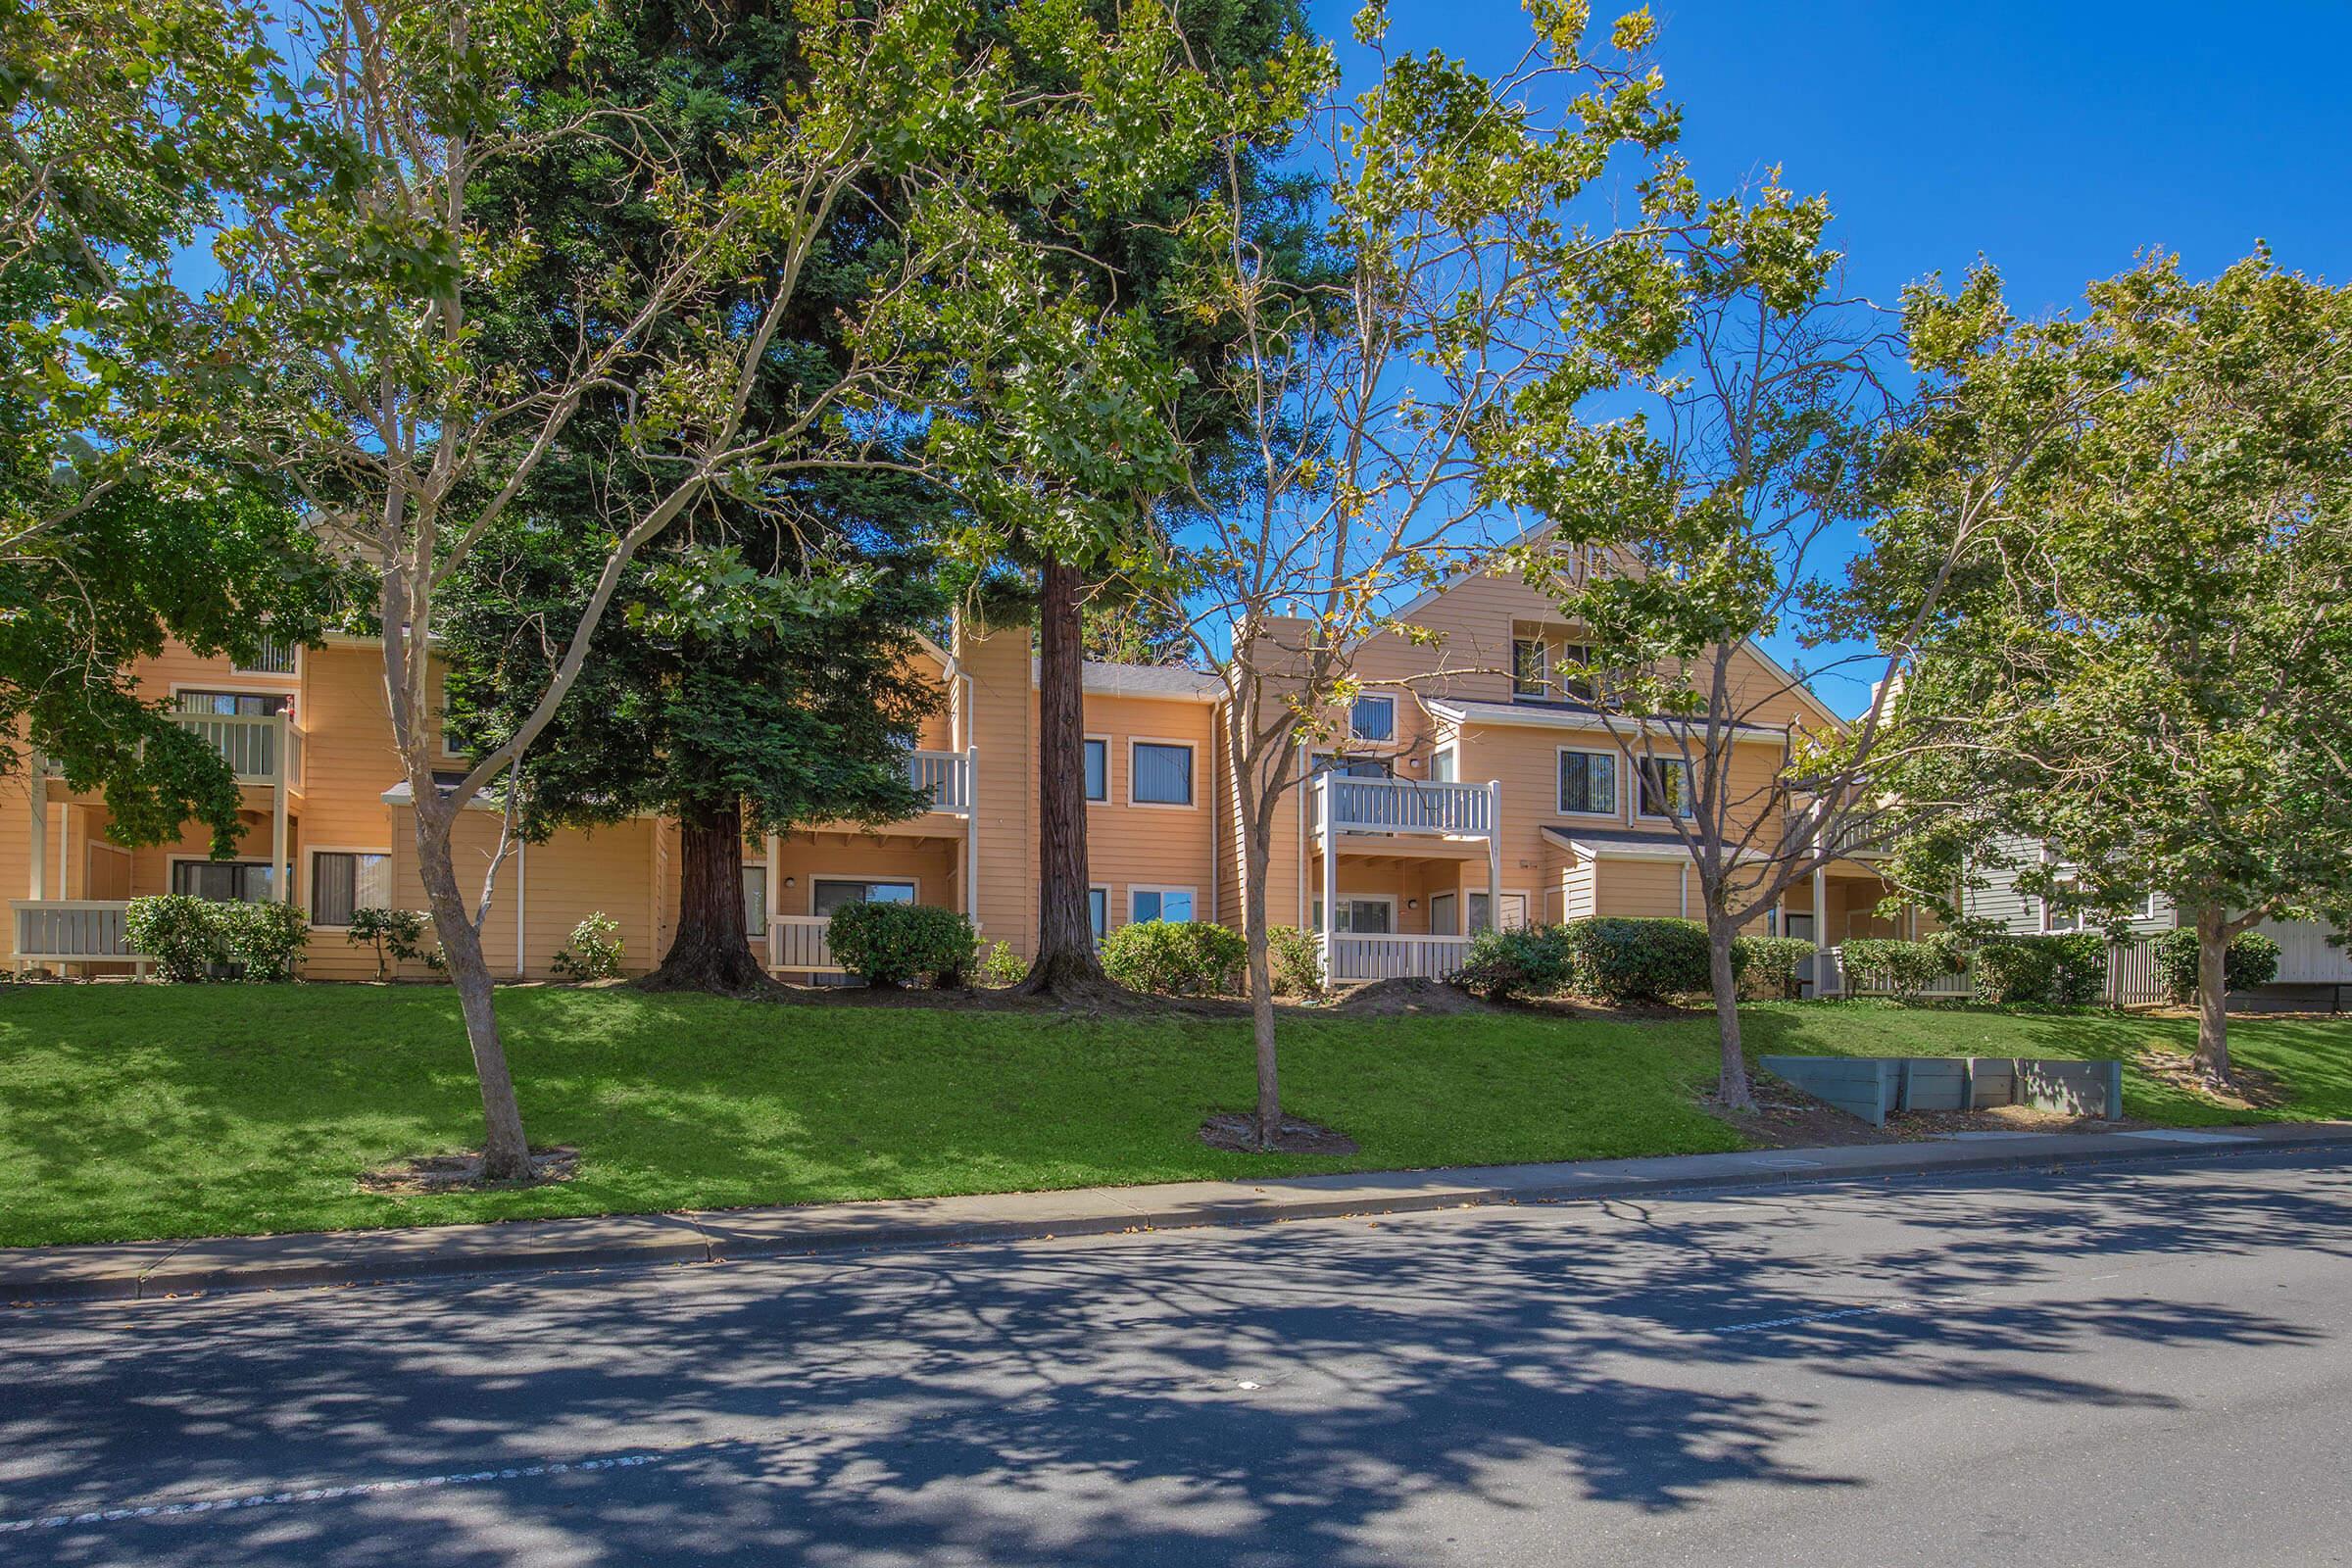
[1706,1293,1996,1336]
[0,1452,662,1534]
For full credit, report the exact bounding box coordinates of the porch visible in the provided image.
[1311,772,1501,984]
[761,749,976,978]
[15,712,308,970]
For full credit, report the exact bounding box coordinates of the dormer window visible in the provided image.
[1349,693,1396,742]
[1512,638,1548,698]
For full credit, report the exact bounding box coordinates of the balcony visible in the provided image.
[45,712,304,792]
[1315,776,1494,840]
[1785,806,1882,860]
[905,749,973,814]
[1328,933,1473,983]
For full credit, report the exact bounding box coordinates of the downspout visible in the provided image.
[514,835,526,978]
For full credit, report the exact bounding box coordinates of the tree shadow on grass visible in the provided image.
[0,1151,2340,1566]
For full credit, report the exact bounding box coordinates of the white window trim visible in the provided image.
[1511,636,1549,698]
[1128,884,1200,924]
[807,873,920,915]
[1126,737,1199,809]
[166,853,287,902]
[1089,883,1110,939]
[1316,892,1399,935]
[1634,755,1695,822]
[166,679,296,709]
[1428,742,1459,784]
[1082,732,1112,805]
[304,845,395,928]
[1468,888,1534,934]
[1348,693,1397,743]
[1429,890,1458,935]
[1553,745,1620,819]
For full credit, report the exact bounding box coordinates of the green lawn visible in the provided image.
[2,986,2344,1249]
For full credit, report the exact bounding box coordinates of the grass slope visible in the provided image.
[0,986,1740,1248]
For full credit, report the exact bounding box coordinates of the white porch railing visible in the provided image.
[1328,933,1473,983]
[14,900,133,961]
[42,712,303,788]
[1824,945,1974,1000]
[768,915,844,973]
[1318,776,1494,837]
[906,749,973,813]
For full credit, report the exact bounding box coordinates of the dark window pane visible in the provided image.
[1083,739,1107,802]
[1132,743,1193,805]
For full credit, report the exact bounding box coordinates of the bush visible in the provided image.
[1559,916,1713,1004]
[2152,928,2283,1003]
[346,907,430,981]
[550,912,626,981]
[1971,932,2107,1005]
[1838,937,1950,999]
[827,902,977,988]
[218,900,309,981]
[124,895,228,982]
[1734,935,1814,1001]
[974,939,1028,989]
[1453,923,1572,1002]
[1100,919,1246,995]
[1266,925,1325,1000]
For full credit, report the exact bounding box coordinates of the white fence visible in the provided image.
[1320,777,1492,836]
[13,900,133,961]
[768,915,843,973]
[1327,933,1473,983]
[905,750,972,813]
[1816,939,2172,1005]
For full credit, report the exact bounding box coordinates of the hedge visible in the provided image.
[123,895,310,982]
[1101,920,1245,995]
[1559,916,1714,1004]
[1454,924,1572,1002]
[1838,937,1952,999]
[2151,928,2282,1002]
[1733,935,1814,1001]
[1970,932,2106,1005]
[826,902,978,988]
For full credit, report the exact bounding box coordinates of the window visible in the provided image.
[1317,752,1391,779]
[811,878,916,916]
[1637,757,1693,818]
[176,690,289,716]
[1314,897,1394,934]
[742,865,767,937]
[1089,886,1108,940]
[231,637,299,676]
[172,859,278,903]
[1556,749,1616,815]
[1512,638,1548,698]
[1130,886,1196,923]
[1083,738,1108,803]
[311,852,392,926]
[1555,643,1597,701]
[1349,694,1396,742]
[1468,892,1529,935]
[1131,742,1194,806]
[1428,747,1457,784]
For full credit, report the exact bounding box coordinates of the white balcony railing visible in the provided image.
[13,900,133,960]
[1327,933,1474,983]
[172,711,303,787]
[769,915,844,973]
[906,749,973,813]
[1318,776,1494,838]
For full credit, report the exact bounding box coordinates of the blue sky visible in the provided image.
[1325,0,2351,712]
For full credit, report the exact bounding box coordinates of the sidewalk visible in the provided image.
[8,1122,2349,1306]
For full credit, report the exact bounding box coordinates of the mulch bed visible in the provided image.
[1198,1112,1360,1155]
[359,1146,580,1195]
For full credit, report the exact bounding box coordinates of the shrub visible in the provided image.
[123,895,227,983]
[1101,919,1246,995]
[1266,924,1325,1000]
[974,939,1028,989]
[1971,932,2107,1005]
[2152,928,2283,1003]
[1733,935,1814,1001]
[1838,937,1949,999]
[550,912,626,981]
[218,900,310,981]
[346,907,430,981]
[827,902,977,988]
[1453,923,1572,1002]
[1559,916,1713,1004]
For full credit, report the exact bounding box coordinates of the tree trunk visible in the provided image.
[1018,556,1108,996]
[641,797,779,995]
[1243,815,1281,1150]
[414,808,534,1182]
[1708,909,1756,1111]
[2194,902,2233,1086]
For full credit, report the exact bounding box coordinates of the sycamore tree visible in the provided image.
[1494,190,2101,1111]
[1882,253,2352,1086]
[159,0,1225,1181]
[1161,1,1689,1150]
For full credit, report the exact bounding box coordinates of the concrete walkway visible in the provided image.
[8,1122,2349,1306]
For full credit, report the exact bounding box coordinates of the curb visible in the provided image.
[9,1125,2349,1307]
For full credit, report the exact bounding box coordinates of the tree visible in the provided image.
[1884,253,2352,1085]
[1164,3,1688,1148]
[1495,189,2099,1111]
[166,0,1224,1179]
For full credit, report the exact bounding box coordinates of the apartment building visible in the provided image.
[7,555,1884,984]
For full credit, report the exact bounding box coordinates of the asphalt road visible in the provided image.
[5,1148,2350,1567]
